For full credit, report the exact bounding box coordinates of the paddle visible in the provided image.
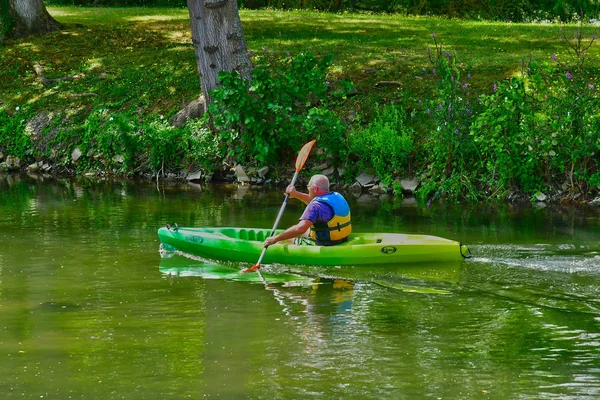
[243,139,316,272]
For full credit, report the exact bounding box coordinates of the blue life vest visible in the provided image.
[309,192,352,245]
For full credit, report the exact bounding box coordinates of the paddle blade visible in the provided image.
[242,265,260,273]
[295,140,316,172]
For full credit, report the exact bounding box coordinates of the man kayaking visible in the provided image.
[263,174,352,247]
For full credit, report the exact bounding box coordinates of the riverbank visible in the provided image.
[1,7,599,204]
[2,158,599,207]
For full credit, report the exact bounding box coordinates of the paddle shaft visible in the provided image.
[254,170,300,268]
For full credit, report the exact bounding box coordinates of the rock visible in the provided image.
[71,148,82,162]
[369,184,386,194]
[5,156,21,171]
[348,181,363,196]
[41,163,51,171]
[27,162,40,172]
[113,154,124,163]
[337,167,345,177]
[534,191,547,202]
[356,172,376,187]
[399,177,419,193]
[590,196,600,206]
[187,168,203,181]
[257,166,269,178]
[321,167,335,176]
[170,97,206,128]
[235,165,250,183]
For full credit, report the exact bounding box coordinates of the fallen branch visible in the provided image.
[68,93,98,98]
[33,62,83,86]
[375,81,402,87]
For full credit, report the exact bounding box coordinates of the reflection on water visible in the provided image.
[1,174,600,398]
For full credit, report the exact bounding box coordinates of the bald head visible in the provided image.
[309,174,330,194]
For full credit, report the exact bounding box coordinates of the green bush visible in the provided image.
[348,103,415,191]
[0,109,34,160]
[414,35,480,201]
[208,51,353,169]
[470,30,600,198]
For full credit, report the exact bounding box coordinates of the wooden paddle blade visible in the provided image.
[295,140,316,172]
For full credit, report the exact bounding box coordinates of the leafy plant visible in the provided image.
[415,35,480,201]
[208,51,353,169]
[0,109,35,160]
[348,103,415,191]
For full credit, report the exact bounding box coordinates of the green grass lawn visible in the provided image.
[1,7,598,119]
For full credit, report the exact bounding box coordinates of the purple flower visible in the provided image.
[427,109,431,115]
[410,112,415,118]
[552,54,557,61]
[566,72,573,79]
[493,83,497,92]
[432,69,436,75]
[466,109,472,115]
[462,83,468,89]
[451,76,455,83]
[454,129,459,135]
[439,103,443,110]
[431,33,436,39]
[467,73,471,79]
[589,84,595,89]
[263,46,268,51]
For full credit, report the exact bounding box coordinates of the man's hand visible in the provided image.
[264,236,278,248]
[285,184,296,198]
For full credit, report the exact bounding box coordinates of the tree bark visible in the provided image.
[0,0,61,42]
[187,0,252,110]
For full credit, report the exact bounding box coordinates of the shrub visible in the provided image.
[348,103,415,191]
[0,109,35,160]
[208,51,353,169]
[414,35,480,201]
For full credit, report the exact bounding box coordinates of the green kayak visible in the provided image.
[158,225,471,266]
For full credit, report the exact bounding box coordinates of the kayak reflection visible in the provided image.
[158,253,464,296]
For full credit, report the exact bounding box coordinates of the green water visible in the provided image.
[1,175,599,399]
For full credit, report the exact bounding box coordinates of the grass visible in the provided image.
[1,7,598,121]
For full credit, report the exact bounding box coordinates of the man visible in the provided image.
[263,174,352,247]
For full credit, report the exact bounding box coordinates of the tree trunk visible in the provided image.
[0,0,61,42]
[187,0,252,110]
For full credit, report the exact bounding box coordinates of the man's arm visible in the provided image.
[287,185,311,205]
[264,219,313,247]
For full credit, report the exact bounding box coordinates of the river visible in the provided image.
[1,174,599,399]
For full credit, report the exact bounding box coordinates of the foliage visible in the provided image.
[208,51,353,168]
[470,29,600,199]
[348,103,415,191]
[38,109,212,177]
[0,109,34,160]
[1,7,599,202]
[413,35,481,201]
[43,0,600,21]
